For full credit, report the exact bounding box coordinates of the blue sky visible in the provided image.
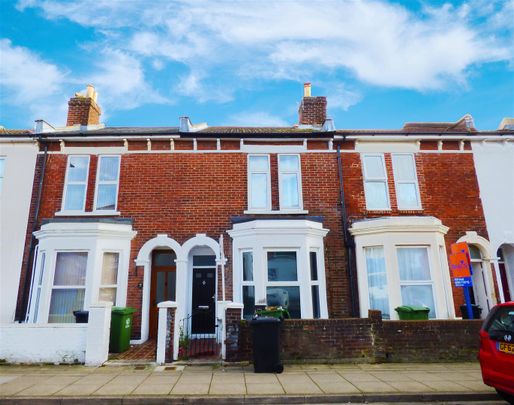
[1,0,513,130]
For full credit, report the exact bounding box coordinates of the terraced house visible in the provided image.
[1,84,513,364]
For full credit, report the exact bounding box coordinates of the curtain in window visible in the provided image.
[365,246,390,319]
[49,252,87,323]
[397,248,430,280]
[397,247,435,318]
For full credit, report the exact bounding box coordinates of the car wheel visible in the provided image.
[496,389,514,405]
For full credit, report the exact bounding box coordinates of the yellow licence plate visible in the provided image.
[498,342,514,355]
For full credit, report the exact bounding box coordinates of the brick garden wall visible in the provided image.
[227,310,482,363]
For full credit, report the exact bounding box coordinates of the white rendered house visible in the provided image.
[0,132,38,324]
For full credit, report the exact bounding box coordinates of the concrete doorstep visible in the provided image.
[0,361,503,404]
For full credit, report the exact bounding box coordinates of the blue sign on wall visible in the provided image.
[454,277,473,287]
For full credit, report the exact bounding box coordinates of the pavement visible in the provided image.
[0,361,505,404]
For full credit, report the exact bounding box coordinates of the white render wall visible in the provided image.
[472,140,514,299]
[0,324,87,363]
[472,140,514,251]
[0,140,38,323]
[0,301,112,365]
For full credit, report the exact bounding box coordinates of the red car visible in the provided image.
[479,301,514,404]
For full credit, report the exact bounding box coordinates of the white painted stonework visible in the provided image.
[350,216,456,320]
[28,221,136,323]
[228,219,330,319]
[0,140,38,323]
[472,140,514,301]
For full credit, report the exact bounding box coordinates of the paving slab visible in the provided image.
[277,373,322,394]
[308,372,360,394]
[244,373,279,384]
[352,380,398,393]
[171,382,210,395]
[246,382,285,395]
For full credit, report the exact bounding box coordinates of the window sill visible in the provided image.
[244,209,309,215]
[55,210,121,217]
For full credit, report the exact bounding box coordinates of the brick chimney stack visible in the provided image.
[66,84,102,126]
[298,83,327,126]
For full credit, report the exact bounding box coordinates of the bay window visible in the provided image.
[230,219,329,320]
[392,153,421,210]
[350,216,455,320]
[30,220,136,324]
[362,154,390,210]
[62,156,90,211]
[94,155,121,211]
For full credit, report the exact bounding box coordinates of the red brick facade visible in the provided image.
[15,134,491,334]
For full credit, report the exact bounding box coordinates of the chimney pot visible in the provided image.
[303,82,312,97]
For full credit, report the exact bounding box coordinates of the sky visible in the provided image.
[0,0,513,131]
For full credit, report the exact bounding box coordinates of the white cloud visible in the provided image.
[227,111,290,127]
[0,38,68,125]
[22,0,512,93]
[325,84,362,112]
[12,0,514,110]
[85,49,168,110]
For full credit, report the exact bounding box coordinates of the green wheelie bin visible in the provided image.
[110,307,136,353]
[395,305,430,320]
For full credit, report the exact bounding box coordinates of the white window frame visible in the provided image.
[229,219,329,320]
[99,251,121,305]
[396,245,437,318]
[361,153,390,210]
[309,249,321,319]
[278,154,303,211]
[27,248,45,323]
[392,153,422,210]
[48,250,88,323]
[265,249,302,317]
[351,217,455,320]
[364,245,390,319]
[61,155,90,212]
[93,155,121,212]
[247,154,271,212]
[241,249,255,319]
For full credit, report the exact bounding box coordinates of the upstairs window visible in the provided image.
[248,155,271,211]
[362,154,390,210]
[63,156,90,211]
[278,154,302,210]
[94,155,121,211]
[392,153,421,210]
